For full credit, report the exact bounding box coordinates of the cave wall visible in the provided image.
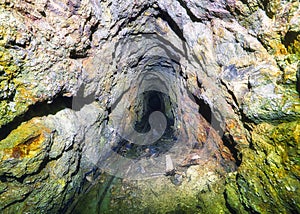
[0,0,299,213]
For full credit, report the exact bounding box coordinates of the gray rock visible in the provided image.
[0,0,299,213]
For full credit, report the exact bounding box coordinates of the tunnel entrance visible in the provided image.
[111,90,176,160]
[148,91,163,111]
[134,90,169,133]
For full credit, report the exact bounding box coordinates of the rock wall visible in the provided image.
[0,0,299,213]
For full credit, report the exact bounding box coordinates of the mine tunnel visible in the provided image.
[0,0,299,213]
[134,90,172,133]
[111,89,176,161]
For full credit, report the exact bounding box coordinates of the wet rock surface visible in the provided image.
[0,0,299,213]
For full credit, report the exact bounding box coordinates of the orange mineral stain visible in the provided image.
[0,118,51,160]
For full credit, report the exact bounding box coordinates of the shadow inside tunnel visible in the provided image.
[111,90,176,160]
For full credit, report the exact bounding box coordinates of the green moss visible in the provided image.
[0,181,33,210]
[72,169,231,214]
[225,173,248,214]
[229,121,300,213]
[196,183,230,214]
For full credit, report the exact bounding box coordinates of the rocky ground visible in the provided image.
[0,0,299,213]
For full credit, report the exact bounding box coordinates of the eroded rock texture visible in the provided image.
[0,0,299,213]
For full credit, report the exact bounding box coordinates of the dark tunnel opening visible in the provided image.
[148,92,163,111]
[112,90,176,160]
[135,90,168,133]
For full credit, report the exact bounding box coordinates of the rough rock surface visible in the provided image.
[0,0,299,213]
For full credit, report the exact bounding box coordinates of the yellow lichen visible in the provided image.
[0,118,51,160]
[0,47,20,78]
[268,40,288,56]
[0,45,38,128]
[14,86,38,103]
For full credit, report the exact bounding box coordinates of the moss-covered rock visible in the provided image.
[225,121,300,213]
[0,118,52,178]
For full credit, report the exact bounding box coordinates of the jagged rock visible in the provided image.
[0,0,299,213]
